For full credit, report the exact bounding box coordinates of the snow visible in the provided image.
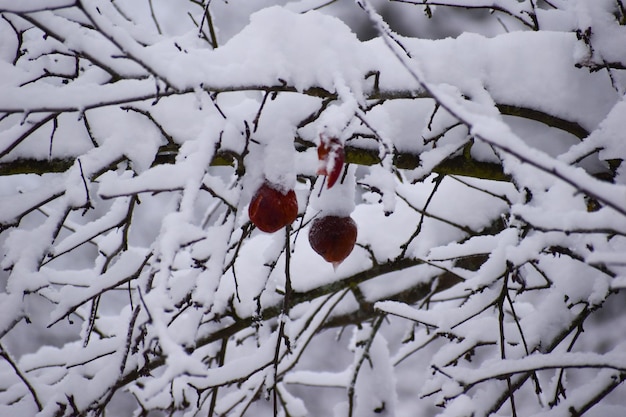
[284,369,350,387]
[0,7,616,133]
[47,247,149,326]
[448,350,626,387]
[0,1,75,12]
[348,324,398,417]
[50,196,132,257]
[309,165,356,217]
[0,174,65,225]
[2,1,626,416]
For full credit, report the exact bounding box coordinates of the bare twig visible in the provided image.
[0,342,42,411]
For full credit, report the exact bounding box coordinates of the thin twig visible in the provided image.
[147,0,162,34]
[497,276,518,417]
[208,338,228,417]
[0,343,42,411]
[347,315,386,417]
[274,225,293,416]
[398,174,444,258]
[199,0,218,48]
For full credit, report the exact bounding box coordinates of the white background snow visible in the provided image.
[1,0,626,416]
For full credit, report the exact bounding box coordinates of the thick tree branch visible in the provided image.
[496,104,589,140]
[111,257,426,393]
[0,142,510,181]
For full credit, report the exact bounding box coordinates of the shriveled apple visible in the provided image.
[248,181,298,233]
[308,215,357,268]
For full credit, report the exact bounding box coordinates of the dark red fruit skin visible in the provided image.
[248,182,298,233]
[308,215,357,265]
[316,137,345,189]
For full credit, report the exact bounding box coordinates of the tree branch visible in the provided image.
[0,140,510,183]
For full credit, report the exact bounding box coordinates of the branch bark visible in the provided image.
[0,142,510,181]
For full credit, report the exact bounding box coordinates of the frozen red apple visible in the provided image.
[308,215,357,267]
[248,181,298,233]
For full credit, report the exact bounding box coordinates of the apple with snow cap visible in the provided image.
[308,164,358,268]
[248,181,298,233]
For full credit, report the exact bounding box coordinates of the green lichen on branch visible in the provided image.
[0,158,74,176]
[496,104,589,139]
[0,143,510,182]
[435,155,510,182]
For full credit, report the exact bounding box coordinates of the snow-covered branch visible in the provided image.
[2,1,626,416]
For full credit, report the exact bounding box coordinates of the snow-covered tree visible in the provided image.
[1,0,626,416]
